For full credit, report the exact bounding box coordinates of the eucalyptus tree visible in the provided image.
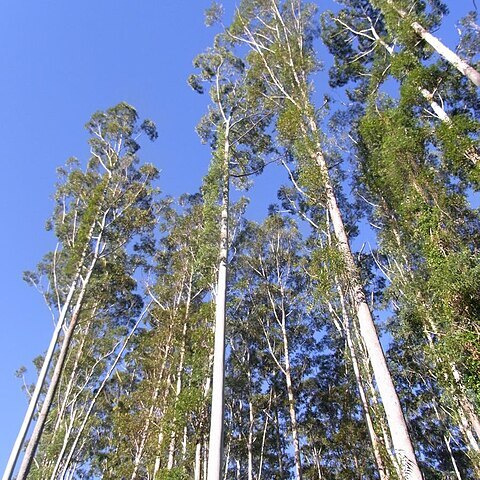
[278,180,396,479]
[228,1,422,477]
[358,93,480,474]
[9,103,159,480]
[189,23,272,479]
[321,0,480,472]
[321,0,480,182]
[370,0,480,87]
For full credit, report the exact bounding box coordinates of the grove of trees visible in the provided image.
[3,0,480,479]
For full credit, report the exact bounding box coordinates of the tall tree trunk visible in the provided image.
[16,218,106,480]
[431,402,463,480]
[257,388,272,480]
[151,374,174,479]
[194,355,214,480]
[306,114,422,479]
[444,435,463,480]
[280,317,302,480]
[247,363,254,480]
[203,439,208,480]
[4,175,110,480]
[51,317,94,437]
[134,332,175,479]
[3,248,94,480]
[194,441,202,480]
[16,269,95,480]
[353,312,404,478]
[207,120,230,480]
[332,285,389,480]
[234,8,422,474]
[273,388,285,480]
[167,269,194,470]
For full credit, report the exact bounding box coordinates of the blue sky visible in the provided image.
[0,0,476,473]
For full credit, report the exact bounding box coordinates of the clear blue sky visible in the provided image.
[0,0,475,472]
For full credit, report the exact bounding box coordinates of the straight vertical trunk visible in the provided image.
[167,270,193,470]
[281,321,302,480]
[134,321,176,479]
[194,356,214,480]
[273,389,285,480]
[167,320,189,470]
[246,361,254,480]
[194,442,202,480]
[152,374,173,479]
[257,389,272,480]
[207,122,230,480]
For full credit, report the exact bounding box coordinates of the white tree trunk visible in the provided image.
[167,320,188,470]
[207,122,230,480]
[4,182,109,480]
[273,392,285,479]
[15,208,108,480]
[167,269,194,470]
[152,374,173,479]
[383,0,480,87]
[309,116,422,480]
[194,442,202,480]
[2,278,79,480]
[16,263,96,480]
[51,317,93,437]
[371,22,479,165]
[246,362,254,480]
[334,288,389,480]
[281,321,302,480]
[412,21,480,87]
[257,389,272,480]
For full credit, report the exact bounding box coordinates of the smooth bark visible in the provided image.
[16,218,106,480]
[207,120,230,480]
[308,114,422,478]
[381,0,480,87]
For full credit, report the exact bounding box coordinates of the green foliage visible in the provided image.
[205,1,224,27]
[309,244,345,298]
[17,2,480,479]
[64,176,107,276]
[156,467,189,480]
[436,114,480,186]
